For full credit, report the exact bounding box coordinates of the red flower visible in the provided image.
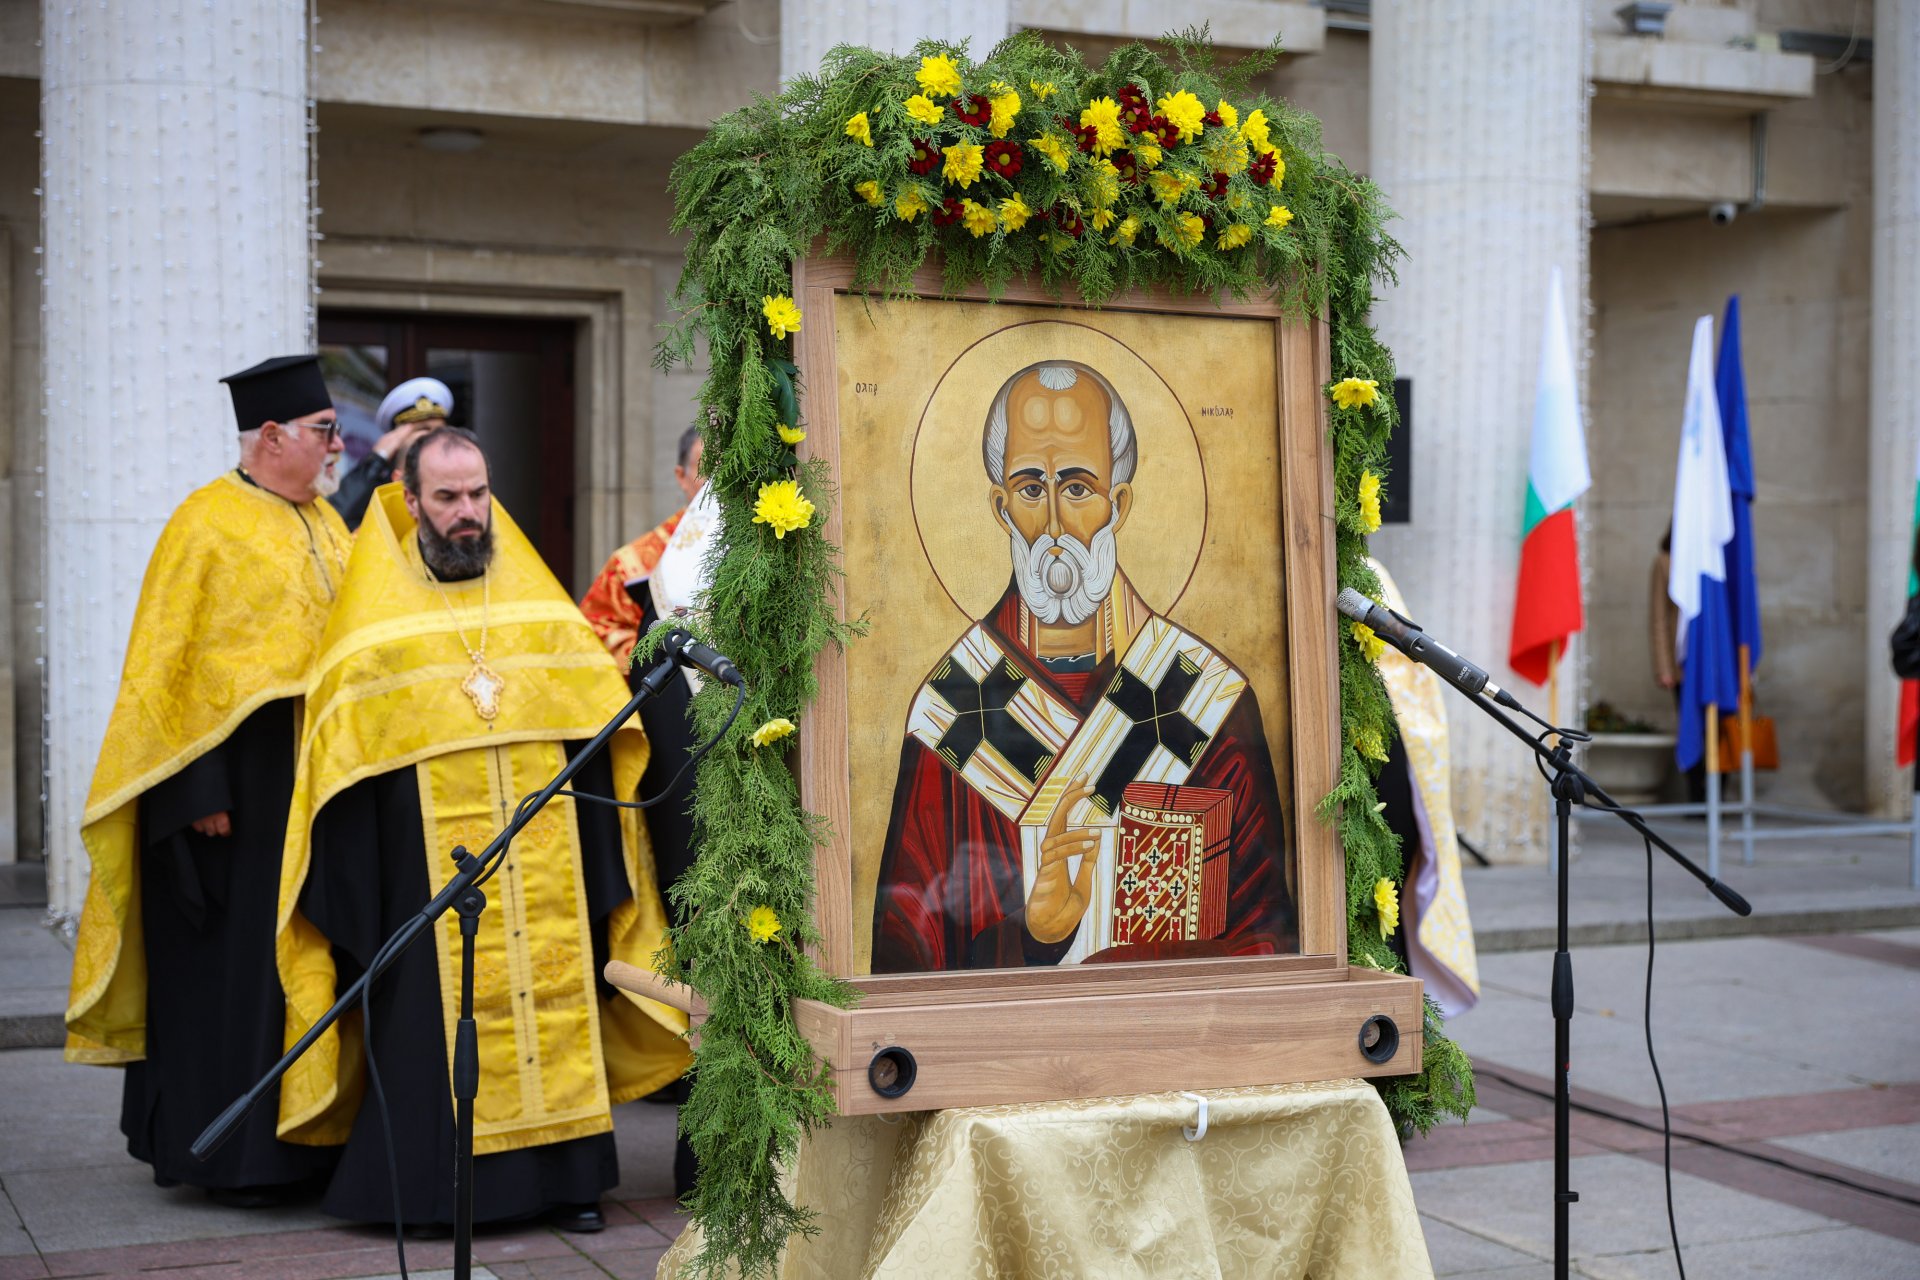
[1112,151,1139,183]
[1203,109,1222,127]
[1248,152,1278,186]
[1053,207,1084,238]
[1117,82,1147,108]
[1125,108,1154,135]
[910,138,941,176]
[1200,213,1215,234]
[1152,115,1180,148]
[984,140,1024,177]
[1204,171,1229,198]
[933,196,965,226]
[1058,115,1098,153]
[952,94,992,126]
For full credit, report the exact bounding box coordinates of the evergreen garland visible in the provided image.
[654,28,1474,1278]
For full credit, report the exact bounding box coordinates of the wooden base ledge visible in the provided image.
[604,960,706,1018]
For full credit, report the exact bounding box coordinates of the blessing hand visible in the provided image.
[1026,778,1099,944]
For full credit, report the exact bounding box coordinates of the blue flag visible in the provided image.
[1716,296,1763,672]
[1670,316,1740,772]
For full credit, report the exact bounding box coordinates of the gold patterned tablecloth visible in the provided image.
[658,1078,1432,1279]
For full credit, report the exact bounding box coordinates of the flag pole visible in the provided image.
[1738,644,1756,865]
[1547,639,1562,877]
[1707,703,1722,878]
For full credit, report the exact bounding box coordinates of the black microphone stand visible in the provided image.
[191,638,711,1280]
[1449,684,1750,1280]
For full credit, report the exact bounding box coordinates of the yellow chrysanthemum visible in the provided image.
[1088,159,1121,209]
[777,422,806,445]
[1266,204,1295,230]
[853,180,884,206]
[1358,469,1383,533]
[1109,214,1140,246]
[1089,207,1116,231]
[989,89,1022,139]
[1242,107,1274,155]
[1216,223,1253,251]
[751,717,796,748]
[1354,726,1389,763]
[752,479,815,539]
[1157,90,1207,143]
[1079,97,1125,155]
[1331,377,1381,410]
[960,197,996,238]
[1029,79,1056,101]
[1374,877,1400,939]
[895,188,930,222]
[942,141,985,188]
[1131,141,1162,170]
[745,905,782,943]
[1149,169,1190,207]
[1032,133,1071,174]
[999,193,1032,232]
[1216,100,1239,130]
[1159,212,1205,252]
[1351,621,1386,662]
[917,53,963,98]
[845,111,873,147]
[904,94,944,126]
[761,294,802,339]
[1270,153,1287,189]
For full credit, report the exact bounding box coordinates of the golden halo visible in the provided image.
[910,320,1206,621]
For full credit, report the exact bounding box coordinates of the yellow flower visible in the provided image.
[1270,153,1286,189]
[999,193,1032,232]
[1331,377,1381,410]
[1149,169,1190,207]
[745,905,782,943]
[1206,131,1249,176]
[1159,212,1205,252]
[1029,79,1056,101]
[1108,214,1140,246]
[1131,141,1162,170]
[853,180,884,206]
[989,89,1022,138]
[1227,190,1251,212]
[1032,133,1071,174]
[1351,621,1386,662]
[1374,877,1400,939]
[1216,100,1239,130]
[895,187,929,222]
[917,53,962,99]
[904,94,944,126]
[942,141,985,188]
[751,717,796,748]
[1265,204,1295,230]
[1354,726,1389,763]
[752,480,815,539]
[1079,96,1125,155]
[1358,469,1383,533]
[1216,223,1253,251]
[1157,90,1206,143]
[1089,207,1116,232]
[960,197,996,238]
[761,294,802,339]
[1242,107,1274,155]
[777,422,806,445]
[845,111,873,147]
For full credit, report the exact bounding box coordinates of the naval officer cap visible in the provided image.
[220,354,333,433]
[375,377,455,433]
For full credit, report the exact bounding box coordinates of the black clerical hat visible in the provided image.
[220,354,332,432]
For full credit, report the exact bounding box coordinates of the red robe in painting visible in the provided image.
[872,584,1296,972]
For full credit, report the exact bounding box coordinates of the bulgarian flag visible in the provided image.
[1509,267,1592,685]
[1903,447,1920,767]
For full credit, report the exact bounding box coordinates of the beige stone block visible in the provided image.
[1012,0,1324,52]
[1267,28,1369,171]
[1593,33,1815,108]
[0,2,37,79]
[1592,102,1751,203]
[1663,3,1758,45]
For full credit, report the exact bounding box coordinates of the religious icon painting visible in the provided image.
[789,252,1420,1112]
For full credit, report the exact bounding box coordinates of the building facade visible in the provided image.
[0,0,1906,914]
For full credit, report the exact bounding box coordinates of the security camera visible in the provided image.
[1708,202,1738,226]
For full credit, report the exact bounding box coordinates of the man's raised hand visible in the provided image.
[1026,778,1100,944]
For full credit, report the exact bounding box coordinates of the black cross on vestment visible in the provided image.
[929,656,1054,784]
[1091,652,1212,814]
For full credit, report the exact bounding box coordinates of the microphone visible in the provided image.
[663,627,743,687]
[1335,588,1517,708]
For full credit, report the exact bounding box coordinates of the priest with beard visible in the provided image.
[65,354,347,1205]
[273,427,690,1233]
[872,361,1297,972]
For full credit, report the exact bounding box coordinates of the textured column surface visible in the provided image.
[1366,2,1589,861]
[41,0,312,916]
[780,0,1011,85]
[1868,0,1918,816]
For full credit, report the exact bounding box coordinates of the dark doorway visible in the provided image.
[318,312,578,582]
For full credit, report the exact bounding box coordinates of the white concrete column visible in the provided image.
[780,0,1011,85]
[1868,0,1920,817]
[41,0,313,916]
[1367,2,1590,862]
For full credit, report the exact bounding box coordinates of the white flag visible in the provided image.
[1667,315,1735,657]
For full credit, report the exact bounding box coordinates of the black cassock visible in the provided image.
[297,743,632,1225]
[122,697,339,1192]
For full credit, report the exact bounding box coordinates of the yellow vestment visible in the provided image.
[275,485,689,1151]
[66,472,350,1064]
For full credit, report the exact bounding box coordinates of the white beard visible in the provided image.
[1008,513,1120,626]
[308,457,341,499]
